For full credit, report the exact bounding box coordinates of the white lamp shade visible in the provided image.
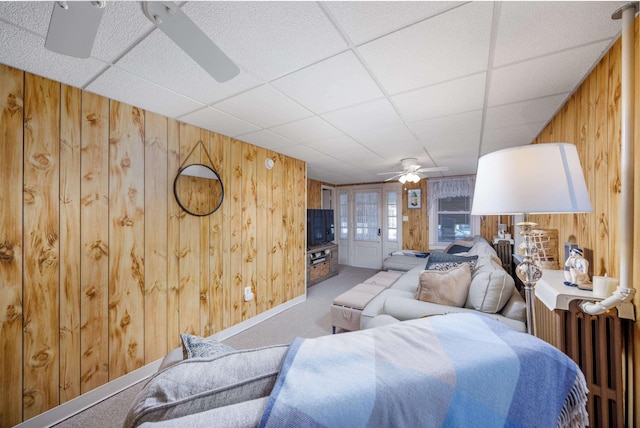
[471,143,592,215]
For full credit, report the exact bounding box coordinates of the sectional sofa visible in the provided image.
[360,236,528,332]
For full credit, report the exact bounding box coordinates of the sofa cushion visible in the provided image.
[125,345,288,428]
[180,334,235,359]
[416,263,471,307]
[465,266,515,313]
[426,252,478,272]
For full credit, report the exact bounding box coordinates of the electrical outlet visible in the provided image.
[244,286,252,295]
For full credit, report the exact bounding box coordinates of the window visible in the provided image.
[436,196,472,242]
[354,191,379,242]
[428,176,478,248]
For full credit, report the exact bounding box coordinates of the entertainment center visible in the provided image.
[306,242,339,286]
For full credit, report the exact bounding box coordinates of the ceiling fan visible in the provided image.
[377,158,449,183]
[44,1,240,83]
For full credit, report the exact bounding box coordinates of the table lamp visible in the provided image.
[471,143,592,335]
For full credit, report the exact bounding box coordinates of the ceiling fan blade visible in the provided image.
[383,175,402,182]
[45,1,106,58]
[376,171,403,176]
[417,166,449,173]
[142,2,240,83]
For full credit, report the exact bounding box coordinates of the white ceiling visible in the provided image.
[0,1,625,184]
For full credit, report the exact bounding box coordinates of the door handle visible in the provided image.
[377,228,381,236]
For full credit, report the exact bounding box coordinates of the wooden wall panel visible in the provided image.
[0,63,307,425]
[144,111,168,363]
[80,90,109,393]
[178,125,203,336]
[23,73,60,419]
[228,139,244,325]
[59,84,82,403]
[401,181,428,251]
[0,62,24,427]
[270,153,284,307]
[166,119,181,349]
[606,40,622,280]
[108,101,145,379]
[242,144,257,320]
[255,147,269,313]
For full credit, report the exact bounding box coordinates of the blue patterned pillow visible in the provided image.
[426,252,478,272]
[180,334,235,359]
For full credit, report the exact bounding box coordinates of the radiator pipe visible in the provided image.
[581,2,637,316]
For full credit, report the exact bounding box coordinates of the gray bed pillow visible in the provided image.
[124,345,289,428]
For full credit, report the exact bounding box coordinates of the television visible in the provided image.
[307,209,335,247]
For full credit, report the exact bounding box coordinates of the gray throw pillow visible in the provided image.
[180,334,235,359]
[426,252,478,272]
[124,345,289,428]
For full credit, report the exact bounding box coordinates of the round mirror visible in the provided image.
[174,164,224,216]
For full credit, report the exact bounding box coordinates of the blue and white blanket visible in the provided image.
[259,313,588,428]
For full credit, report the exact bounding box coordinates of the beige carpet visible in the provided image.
[54,264,378,427]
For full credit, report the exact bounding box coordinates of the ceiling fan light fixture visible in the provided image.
[399,175,408,184]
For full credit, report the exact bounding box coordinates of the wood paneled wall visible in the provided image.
[0,64,306,426]
[526,22,640,417]
[401,181,429,252]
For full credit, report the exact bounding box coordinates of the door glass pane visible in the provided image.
[354,191,378,242]
[339,193,348,240]
[386,191,398,242]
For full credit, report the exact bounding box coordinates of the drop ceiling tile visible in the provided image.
[484,94,568,130]
[358,2,493,94]
[115,29,261,105]
[306,136,366,156]
[352,125,419,152]
[324,1,463,45]
[237,130,297,151]
[179,107,259,138]
[320,98,402,135]
[393,73,486,123]
[494,1,623,67]
[275,144,327,163]
[428,154,478,176]
[489,41,610,107]
[183,1,347,81]
[269,117,343,144]
[271,51,383,114]
[90,1,155,63]
[0,20,107,88]
[424,132,480,160]
[0,1,52,35]
[213,85,312,129]
[409,110,483,143]
[481,123,546,156]
[86,67,204,118]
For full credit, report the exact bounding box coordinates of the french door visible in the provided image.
[350,190,382,268]
[337,184,401,269]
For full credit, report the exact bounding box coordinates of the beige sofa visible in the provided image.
[361,236,528,332]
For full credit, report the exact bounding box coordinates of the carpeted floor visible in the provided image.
[54,264,378,427]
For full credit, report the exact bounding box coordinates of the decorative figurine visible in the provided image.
[564,247,591,287]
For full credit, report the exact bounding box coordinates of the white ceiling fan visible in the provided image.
[377,158,449,183]
[44,1,240,83]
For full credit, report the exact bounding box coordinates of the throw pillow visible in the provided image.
[180,334,235,359]
[444,239,474,254]
[465,268,515,313]
[446,244,472,254]
[125,345,289,428]
[416,263,472,307]
[426,252,478,272]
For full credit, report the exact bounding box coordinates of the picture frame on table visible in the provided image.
[407,188,421,209]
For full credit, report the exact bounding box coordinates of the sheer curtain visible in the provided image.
[427,176,476,214]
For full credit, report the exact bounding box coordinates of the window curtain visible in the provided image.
[427,176,476,213]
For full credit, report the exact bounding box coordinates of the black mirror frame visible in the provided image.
[173,163,224,216]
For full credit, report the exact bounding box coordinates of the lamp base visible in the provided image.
[516,221,542,335]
